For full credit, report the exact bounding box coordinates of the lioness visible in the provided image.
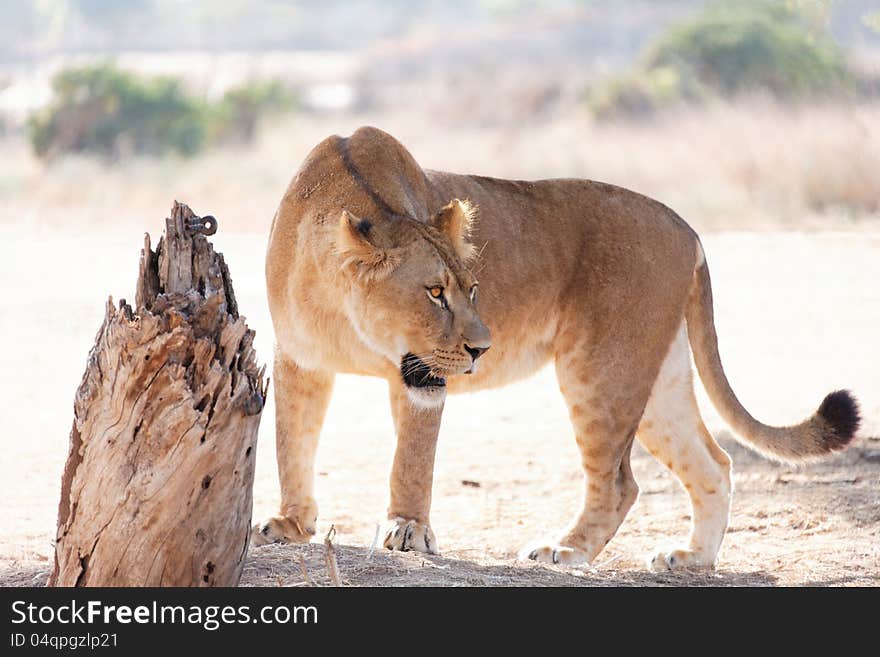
[254,126,859,570]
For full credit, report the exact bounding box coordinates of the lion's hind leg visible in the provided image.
[522,333,652,566]
[638,323,732,571]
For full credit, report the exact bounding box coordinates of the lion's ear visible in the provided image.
[432,199,477,263]
[336,210,399,278]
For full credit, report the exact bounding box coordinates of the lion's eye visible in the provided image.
[469,285,478,303]
[426,285,448,310]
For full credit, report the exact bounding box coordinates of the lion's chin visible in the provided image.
[400,353,448,408]
[405,384,447,409]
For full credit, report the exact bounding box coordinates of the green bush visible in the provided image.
[28,66,299,159]
[649,3,849,96]
[213,80,298,143]
[588,65,708,120]
[588,2,852,119]
[30,65,209,158]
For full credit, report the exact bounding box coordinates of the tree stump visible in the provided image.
[49,201,267,587]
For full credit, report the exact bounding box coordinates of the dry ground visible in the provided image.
[1,228,878,587]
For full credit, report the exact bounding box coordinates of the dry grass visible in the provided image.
[1,99,878,238]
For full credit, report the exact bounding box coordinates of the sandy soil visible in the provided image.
[1,229,878,587]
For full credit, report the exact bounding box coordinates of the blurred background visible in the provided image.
[2,1,879,582]
[1,0,879,232]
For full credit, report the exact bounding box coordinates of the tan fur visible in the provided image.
[253,126,857,569]
[639,324,732,570]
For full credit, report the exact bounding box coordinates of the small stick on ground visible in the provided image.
[366,523,381,561]
[324,525,342,586]
[298,554,315,587]
[593,554,624,570]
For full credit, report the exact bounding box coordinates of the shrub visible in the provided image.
[588,65,707,120]
[213,80,298,143]
[648,3,849,97]
[30,65,209,159]
[588,2,852,119]
[28,65,299,159]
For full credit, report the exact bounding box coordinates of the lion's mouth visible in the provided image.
[401,353,447,389]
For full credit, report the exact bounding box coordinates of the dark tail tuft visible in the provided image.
[817,389,860,451]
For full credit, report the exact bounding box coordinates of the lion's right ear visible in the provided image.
[336,210,399,278]
[431,199,477,263]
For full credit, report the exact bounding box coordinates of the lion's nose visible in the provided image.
[464,344,489,362]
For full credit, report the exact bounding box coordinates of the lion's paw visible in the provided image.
[251,504,317,547]
[648,547,715,572]
[520,541,591,566]
[383,517,438,554]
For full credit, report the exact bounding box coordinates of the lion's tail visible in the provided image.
[685,242,860,462]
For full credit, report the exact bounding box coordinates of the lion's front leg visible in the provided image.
[252,350,334,546]
[382,380,443,555]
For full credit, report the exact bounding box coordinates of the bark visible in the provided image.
[49,201,266,587]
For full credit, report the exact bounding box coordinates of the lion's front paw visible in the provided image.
[251,515,315,546]
[520,541,591,566]
[382,517,438,554]
[648,547,715,572]
[251,502,318,547]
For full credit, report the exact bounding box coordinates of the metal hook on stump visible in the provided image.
[187,214,218,236]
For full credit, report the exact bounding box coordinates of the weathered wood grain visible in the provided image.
[49,201,266,587]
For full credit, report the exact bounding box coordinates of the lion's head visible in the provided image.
[336,198,491,406]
